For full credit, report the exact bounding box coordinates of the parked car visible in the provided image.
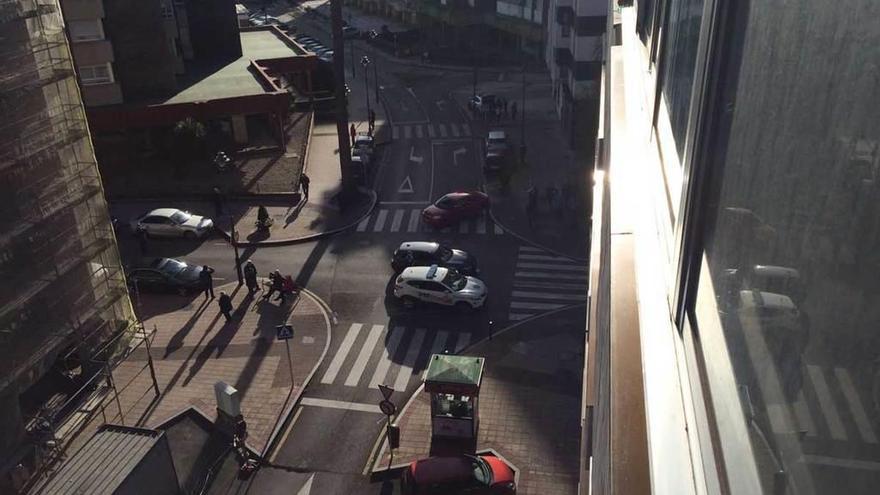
[393,265,488,310]
[421,191,489,229]
[391,241,478,275]
[318,50,334,63]
[353,132,374,157]
[401,454,516,495]
[130,208,214,239]
[723,265,805,303]
[733,289,801,330]
[483,150,506,173]
[469,94,497,112]
[485,130,508,154]
[127,257,203,295]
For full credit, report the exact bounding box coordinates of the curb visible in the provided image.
[218,187,378,247]
[259,287,334,460]
[366,303,586,475]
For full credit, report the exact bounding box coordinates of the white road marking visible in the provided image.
[372,209,389,232]
[519,245,547,253]
[344,324,385,387]
[835,367,878,443]
[398,175,414,194]
[462,123,471,136]
[300,397,381,414]
[438,124,448,138]
[515,270,588,280]
[512,290,586,301]
[403,125,412,139]
[508,313,532,321]
[459,221,469,234]
[409,146,423,164]
[518,254,569,262]
[516,262,587,272]
[390,209,405,232]
[427,124,436,138]
[515,281,588,291]
[475,216,486,234]
[415,126,423,138]
[793,390,817,436]
[454,333,471,353]
[429,330,450,356]
[392,127,399,139]
[450,123,460,137]
[493,221,504,234]
[393,328,426,391]
[407,209,421,232]
[802,455,880,471]
[510,301,568,310]
[767,403,791,434]
[369,326,406,389]
[356,215,371,232]
[806,365,847,441]
[321,323,363,384]
[296,474,315,495]
[452,147,467,166]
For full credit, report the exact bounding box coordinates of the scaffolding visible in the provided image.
[0,1,141,492]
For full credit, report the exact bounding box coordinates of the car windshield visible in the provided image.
[437,246,453,261]
[169,211,191,224]
[442,269,467,290]
[471,457,492,485]
[435,196,455,209]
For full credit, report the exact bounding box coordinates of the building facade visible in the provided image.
[544,0,604,149]
[0,0,137,491]
[584,1,880,494]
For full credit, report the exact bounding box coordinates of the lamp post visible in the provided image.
[229,216,243,285]
[361,55,372,118]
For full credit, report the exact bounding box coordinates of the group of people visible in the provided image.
[470,98,518,123]
[348,109,377,144]
[198,261,297,324]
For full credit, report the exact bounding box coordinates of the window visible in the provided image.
[78,63,113,85]
[683,1,880,493]
[68,19,104,42]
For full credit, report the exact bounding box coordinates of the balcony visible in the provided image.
[81,81,123,106]
[71,39,114,66]
[60,0,104,21]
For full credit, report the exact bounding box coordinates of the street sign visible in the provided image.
[378,384,394,401]
[275,324,294,341]
[379,399,396,416]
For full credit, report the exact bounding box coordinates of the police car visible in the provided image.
[393,265,488,310]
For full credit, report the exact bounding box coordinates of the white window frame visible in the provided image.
[78,63,114,86]
[68,19,105,42]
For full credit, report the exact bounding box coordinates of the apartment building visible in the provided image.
[0,0,137,491]
[544,0,604,149]
[584,1,880,494]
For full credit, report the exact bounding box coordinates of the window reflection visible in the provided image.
[690,1,880,493]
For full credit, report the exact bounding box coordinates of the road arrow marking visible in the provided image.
[435,100,446,110]
[297,474,315,495]
[409,146,424,164]
[453,147,467,166]
[398,176,414,193]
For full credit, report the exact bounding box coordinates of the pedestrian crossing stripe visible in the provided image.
[355,208,505,235]
[767,365,879,444]
[506,245,587,322]
[321,323,473,390]
[392,123,473,140]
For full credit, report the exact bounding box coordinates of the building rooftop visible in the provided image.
[163,29,306,105]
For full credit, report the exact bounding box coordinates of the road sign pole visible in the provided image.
[285,339,295,389]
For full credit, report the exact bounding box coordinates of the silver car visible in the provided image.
[130,208,214,239]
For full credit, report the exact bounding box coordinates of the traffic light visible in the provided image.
[388,424,400,449]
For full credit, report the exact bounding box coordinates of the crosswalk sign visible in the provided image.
[276,324,294,341]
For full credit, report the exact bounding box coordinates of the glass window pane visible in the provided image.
[660,0,705,160]
[691,1,880,493]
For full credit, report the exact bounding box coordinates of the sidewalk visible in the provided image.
[373,306,586,494]
[71,282,329,455]
[450,77,592,260]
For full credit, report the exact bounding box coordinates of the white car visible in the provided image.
[393,265,488,310]
[130,208,214,239]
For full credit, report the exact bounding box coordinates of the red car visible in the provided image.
[401,454,516,494]
[421,192,489,229]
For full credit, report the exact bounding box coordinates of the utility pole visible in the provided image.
[361,56,372,118]
[373,59,379,104]
[331,0,355,197]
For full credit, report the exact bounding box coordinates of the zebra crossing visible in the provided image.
[392,122,472,140]
[319,323,473,391]
[507,245,588,321]
[355,208,505,235]
[767,364,879,445]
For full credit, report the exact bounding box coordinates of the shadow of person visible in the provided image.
[284,199,308,227]
[246,228,271,242]
[163,298,211,358]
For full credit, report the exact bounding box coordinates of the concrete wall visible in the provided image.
[103,0,177,100]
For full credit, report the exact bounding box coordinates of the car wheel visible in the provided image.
[401,296,418,309]
[455,302,473,313]
[183,231,196,240]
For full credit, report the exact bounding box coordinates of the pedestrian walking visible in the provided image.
[494,106,502,123]
[368,109,376,135]
[263,269,285,303]
[349,123,356,146]
[218,291,233,322]
[199,265,215,299]
[300,173,311,201]
[504,99,509,117]
[243,260,258,293]
[511,101,518,120]
[213,187,224,216]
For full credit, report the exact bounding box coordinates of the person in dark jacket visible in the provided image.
[199,265,215,299]
[262,269,284,302]
[243,260,258,293]
[300,173,311,201]
[218,292,233,322]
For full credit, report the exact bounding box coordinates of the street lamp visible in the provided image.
[361,55,372,118]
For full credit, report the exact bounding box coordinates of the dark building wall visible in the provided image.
[103,0,177,100]
[184,0,241,62]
